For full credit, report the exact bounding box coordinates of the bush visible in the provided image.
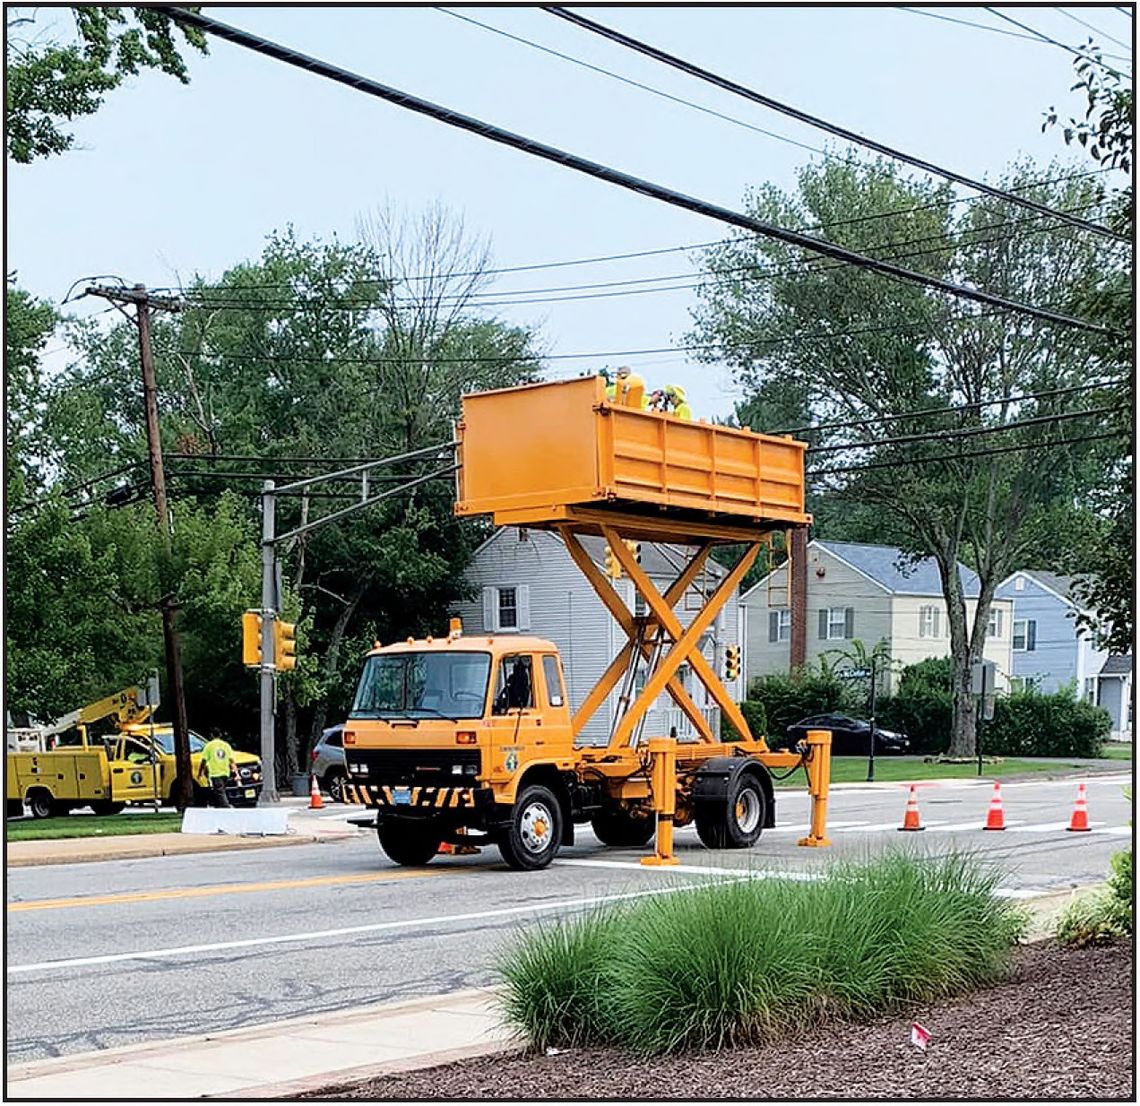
[986,690,1110,758]
[722,699,768,742]
[499,852,1027,1053]
[1056,850,1133,946]
[878,657,953,755]
[748,666,860,745]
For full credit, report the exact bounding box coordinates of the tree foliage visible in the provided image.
[6,6,207,163]
[691,157,1126,755]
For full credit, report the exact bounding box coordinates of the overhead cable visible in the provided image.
[984,7,1129,75]
[1056,8,1132,51]
[544,6,1127,241]
[158,7,1113,335]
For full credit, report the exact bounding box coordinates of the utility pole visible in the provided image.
[789,527,808,670]
[84,283,193,809]
[259,480,278,804]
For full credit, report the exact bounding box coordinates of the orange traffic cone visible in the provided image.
[983,781,1005,831]
[898,785,924,831]
[1067,783,1091,832]
[438,841,455,855]
[308,774,324,810]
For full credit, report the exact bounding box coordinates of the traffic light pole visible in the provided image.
[259,479,279,804]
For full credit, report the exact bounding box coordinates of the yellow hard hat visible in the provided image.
[665,384,686,401]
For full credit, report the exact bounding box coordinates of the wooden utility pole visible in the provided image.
[790,526,808,670]
[85,284,194,809]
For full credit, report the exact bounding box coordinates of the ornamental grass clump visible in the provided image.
[498,852,1026,1054]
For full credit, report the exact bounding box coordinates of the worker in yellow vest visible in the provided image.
[615,365,649,409]
[599,368,617,403]
[198,729,236,807]
[663,384,692,420]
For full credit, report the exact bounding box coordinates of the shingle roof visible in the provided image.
[1021,570,1078,603]
[816,540,981,598]
[1100,654,1133,676]
[578,535,725,579]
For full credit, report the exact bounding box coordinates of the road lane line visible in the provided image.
[555,858,818,879]
[5,880,748,975]
[7,866,467,913]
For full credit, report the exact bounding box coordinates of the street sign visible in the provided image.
[970,659,996,697]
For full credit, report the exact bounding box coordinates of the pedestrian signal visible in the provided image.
[274,620,298,671]
[242,611,263,667]
[724,644,741,681]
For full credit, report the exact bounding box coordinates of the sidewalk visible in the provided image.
[5,808,362,868]
[3,886,1100,1100]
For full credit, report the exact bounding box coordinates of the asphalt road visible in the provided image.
[5,771,1131,1064]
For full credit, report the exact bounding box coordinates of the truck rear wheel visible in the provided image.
[695,772,766,850]
[497,784,562,871]
[378,819,442,866]
[590,809,655,847]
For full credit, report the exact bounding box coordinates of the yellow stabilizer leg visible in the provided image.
[642,737,680,866]
[797,727,833,847]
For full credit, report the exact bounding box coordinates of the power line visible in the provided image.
[544,7,1126,242]
[775,379,1127,436]
[1057,8,1132,51]
[898,6,1131,62]
[808,429,1125,478]
[176,202,1113,312]
[984,7,1129,75]
[150,166,1114,297]
[805,405,1117,455]
[159,7,1113,336]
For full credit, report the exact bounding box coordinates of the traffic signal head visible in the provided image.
[624,539,642,565]
[242,610,263,667]
[274,620,298,671]
[724,644,740,681]
[604,543,621,579]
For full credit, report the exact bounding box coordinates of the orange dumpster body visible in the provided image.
[454,376,807,535]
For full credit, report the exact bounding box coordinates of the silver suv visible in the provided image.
[311,724,347,802]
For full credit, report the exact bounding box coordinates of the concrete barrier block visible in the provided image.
[181,807,291,836]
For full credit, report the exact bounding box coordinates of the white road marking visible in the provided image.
[555,858,817,880]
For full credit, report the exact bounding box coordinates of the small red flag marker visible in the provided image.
[910,1022,931,1051]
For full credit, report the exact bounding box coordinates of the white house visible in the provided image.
[741,540,1014,692]
[451,527,743,745]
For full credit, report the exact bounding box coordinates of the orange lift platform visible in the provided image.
[455,376,832,856]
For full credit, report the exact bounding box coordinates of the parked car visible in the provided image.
[311,724,347,801]
[784,713,910,756]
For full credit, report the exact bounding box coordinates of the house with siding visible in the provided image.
[452,527,743,745]
[995,569,1132,740]
[741,540,1013,692]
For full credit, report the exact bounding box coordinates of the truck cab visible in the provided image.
[344,628,579,869]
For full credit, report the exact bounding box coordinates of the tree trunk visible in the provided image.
[940,552,977,758]
[281,680,300,779]
[308,585,364,753]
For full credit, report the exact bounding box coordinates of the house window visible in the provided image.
[684,588,703,611]
[919,606,940,639]
[987,609,1003,637]
[1012,619,1037,652]
[1011,675,1042,692]
[818,607,852,641]
[768,609,792,643]
[634,592,648,617]
[1014,576,1025,591]
[498,587,517,629]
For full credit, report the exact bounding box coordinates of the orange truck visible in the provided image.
[343,377,832,870]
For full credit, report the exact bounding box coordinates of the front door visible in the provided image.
[109,736,163,803]
[489,653,543,777]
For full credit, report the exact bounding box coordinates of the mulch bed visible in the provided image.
[312,939,1133,1100]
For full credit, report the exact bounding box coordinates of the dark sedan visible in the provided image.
[785,713,910,756]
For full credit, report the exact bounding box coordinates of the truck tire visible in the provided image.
[323,769,347,803]
[695,771,766,850]
[90,801,125,816]
[591,809,655,847]
[378,819,442,866]
[27,789,55,820]
[496,784,562,871]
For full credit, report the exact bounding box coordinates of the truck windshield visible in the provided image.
[148,731,206,755]
[351,653,491,720]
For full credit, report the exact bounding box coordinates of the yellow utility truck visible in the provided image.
[343,377,832,869]
[6,687,263,818]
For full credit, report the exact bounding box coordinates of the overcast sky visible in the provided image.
[7,5,1132,419]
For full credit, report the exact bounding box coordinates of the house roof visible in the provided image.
[1100,654,1133,677]
[576,535,726,579]
[816,541,981,598]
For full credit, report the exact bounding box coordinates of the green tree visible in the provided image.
[6,6,207,163]
[690,157,1124,757]
[1045,47,1134,654]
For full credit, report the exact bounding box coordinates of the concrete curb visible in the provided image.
[5,828,360,867]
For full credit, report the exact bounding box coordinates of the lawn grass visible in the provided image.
[499,852,1027,1054]
[773,755,1123,789]
[1101,744,1133,762]
[5,811,185,841]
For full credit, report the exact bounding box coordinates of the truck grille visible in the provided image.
[347,748,481,785]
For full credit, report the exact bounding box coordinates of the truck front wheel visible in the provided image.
[27,790,55,820]
[695,772,766,850]
[497,785,562,871]
[378,819,442,866]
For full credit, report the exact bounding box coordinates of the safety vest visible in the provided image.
[673,401,693,420]
[201,738,234,779]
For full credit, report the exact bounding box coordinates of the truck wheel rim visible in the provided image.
[520,801,553,852]
[735,788,761,834]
